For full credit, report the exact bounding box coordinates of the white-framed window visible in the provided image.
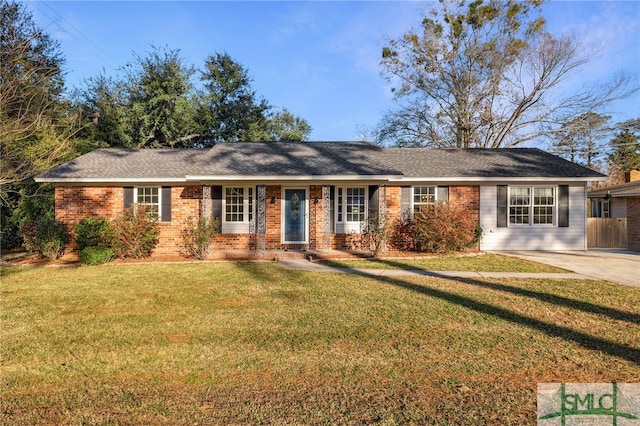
[413,186,437,213]
[135,187,161,219]
[509,186,555,225]
[590,200,610,218]
[222,186,253,233]
[335,186,367,233]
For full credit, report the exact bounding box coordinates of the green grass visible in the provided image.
[1,262,639,425]
[323,252,568,272]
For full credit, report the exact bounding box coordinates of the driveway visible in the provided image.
[499,249,640,288]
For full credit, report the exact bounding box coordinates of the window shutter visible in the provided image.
[123,186,134,210]
[368,185,379,217]
[400,186,411,219]
[161,186,172,222]
[212,186,222,221]
[437,186,449,202]
[497,185,508,228]
[558,185,569,227]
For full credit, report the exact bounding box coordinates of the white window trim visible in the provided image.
[222,186,253,234]
[134,186,162,221]
[508,185,556,227]
[411,186,438,213]
[335,186,367,234]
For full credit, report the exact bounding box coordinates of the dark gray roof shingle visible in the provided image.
[35,142,605,182]
[383,148,604,178]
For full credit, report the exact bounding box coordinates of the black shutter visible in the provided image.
[368,185,379,217]
[123,186,134,210]
[401,186,411,219]
[212,186,223,221]
[161,186,172,222]
[497,185,508,228]
[437,186,449,202]
[558,185,569,227]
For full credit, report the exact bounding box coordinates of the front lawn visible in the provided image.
[323,253,568,272]
[1,262,638,424]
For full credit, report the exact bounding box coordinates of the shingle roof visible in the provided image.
[588,180,640,198]
[192,141,402,177]
[383,148,604,179]
[35,142,605,183]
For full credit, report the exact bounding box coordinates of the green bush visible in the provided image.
[110,207,160,259]
[181,216,219,260]
[74,216,114,250]
[80,246,115,265]
[19,218,70,260]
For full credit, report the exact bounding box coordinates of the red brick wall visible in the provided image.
[54,183,483,255]
[628,197,640,251]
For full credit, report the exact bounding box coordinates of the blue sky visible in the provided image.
[26,1,640,143]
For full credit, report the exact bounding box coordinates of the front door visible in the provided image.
[282,188,308,244]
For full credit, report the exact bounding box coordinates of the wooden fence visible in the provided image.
[587,218,628,248]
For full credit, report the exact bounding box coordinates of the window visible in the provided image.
[346,187,366,222]
[135,187,160,218]
[509,186,555,225]
[225,187,244,222]
[335,186,367,233]
[222,186,254,234]
[413,186,436,212]
[590,200,610,218]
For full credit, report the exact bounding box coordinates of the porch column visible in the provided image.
[379,185,387,253]
[322,185,331,252]
[256,185,267,252]
[201,186,212,218]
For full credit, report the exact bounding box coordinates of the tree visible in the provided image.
[78,50,311,147]
[78,46,197,148]
[195,52,272,145]
[607,122,640,184]
[549,112,610,168]
[0,0,82,192]
[378,0,636,148]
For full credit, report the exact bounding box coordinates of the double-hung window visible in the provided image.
[413,186,437,213]
[509,186,555,225]
[335,186,366,233]
[135,187,160,219]
[222,186,253,233]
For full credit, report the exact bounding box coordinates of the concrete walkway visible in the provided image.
[278,258,588,281]
[497,250,640,288]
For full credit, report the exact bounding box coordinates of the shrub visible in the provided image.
[80,246,115,265]
[74,216,114,250]
[411,202,481,253]
[18,221,39,253]
[19,218,70,260]
[361,213,387,256]
[181,216,219,260]
[389,217,415,252]
[110,207,160,259]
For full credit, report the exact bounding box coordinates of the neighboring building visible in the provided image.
[588,171,640,251]
[35,142,605,256]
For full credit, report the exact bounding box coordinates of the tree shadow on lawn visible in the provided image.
[266,259,640,365]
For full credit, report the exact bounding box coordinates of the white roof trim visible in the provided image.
[388,176,606,183]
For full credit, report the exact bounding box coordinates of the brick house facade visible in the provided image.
[37,142,604,256]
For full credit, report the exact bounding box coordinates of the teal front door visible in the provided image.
[283,188,307,243]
